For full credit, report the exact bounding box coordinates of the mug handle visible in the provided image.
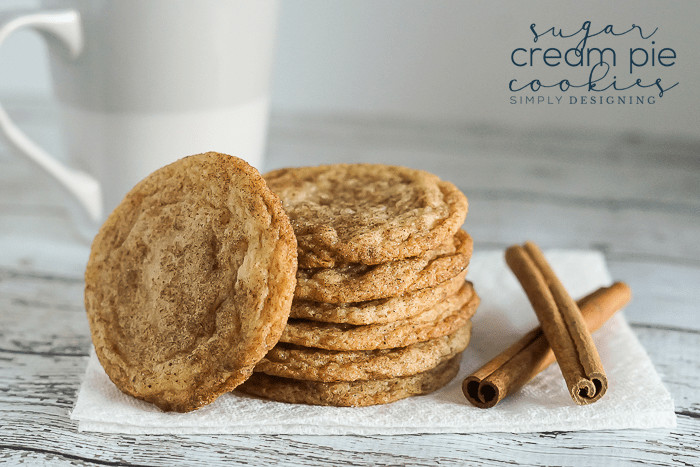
[0,9,102,223]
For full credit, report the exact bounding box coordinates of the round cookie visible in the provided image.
[290,269,467,325]
[280,283,479,351]
[295,230,472,304]
[265,164,468,269]
[84,152,297,412]
[238,355,462,407]
[255,321,472,382]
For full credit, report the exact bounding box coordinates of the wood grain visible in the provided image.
[0,101,698,465]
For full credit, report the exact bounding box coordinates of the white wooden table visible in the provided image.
[1,100,698,465]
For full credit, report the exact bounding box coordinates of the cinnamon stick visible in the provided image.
[506,242,615,404]
[463,281,630,408]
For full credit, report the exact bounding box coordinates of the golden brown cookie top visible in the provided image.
[264,164,468,268]
[84,152,297,412]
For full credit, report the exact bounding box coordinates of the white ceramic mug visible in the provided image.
[0,0,277,233]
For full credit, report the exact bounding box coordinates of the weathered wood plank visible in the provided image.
[609,260,700,331]
[0,451,87,467]
[0,269,89,356]
[1,402,698,466]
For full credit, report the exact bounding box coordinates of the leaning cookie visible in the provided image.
[295,230,472,304]
[255,321,472,382]
[238,355,462,407]
[265,164,468,269]
[280,283,479,351]
[84,152,297,412]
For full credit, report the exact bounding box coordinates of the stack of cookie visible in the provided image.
[238,164,479,406]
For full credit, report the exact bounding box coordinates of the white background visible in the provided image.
[1,0,698,138]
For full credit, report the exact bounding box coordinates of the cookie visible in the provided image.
[280,283,479,351]
[239,354,461,407]
[290,269,467,325]
[84,152,297,412]
[265,164,468,269]
[255,321,472,382]
[295,230,472,303]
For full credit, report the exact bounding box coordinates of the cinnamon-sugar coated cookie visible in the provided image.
[255,321,472,382]
[295,230,473,304]
[290,269,467,325]
[265,164,468,269]
[84,152,297,412]
[280,283,479,351]
[239,355,462,407]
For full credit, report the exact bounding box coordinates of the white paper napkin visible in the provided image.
[71,250,676,434]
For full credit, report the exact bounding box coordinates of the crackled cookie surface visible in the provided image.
[265,164,468,268]
[84,152,297,412]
